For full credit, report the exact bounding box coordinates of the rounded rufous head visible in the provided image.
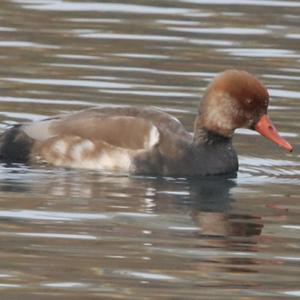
[198,69,292,152]
[199,69,269,137]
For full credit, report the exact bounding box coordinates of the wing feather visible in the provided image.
[23,107,162,151]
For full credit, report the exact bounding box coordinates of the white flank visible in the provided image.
[70,139,95,161]
[144,125,160,149]
[45,137,132,172]
[52,140,67,154]
[63,139,132,172]
[96,149,132,171]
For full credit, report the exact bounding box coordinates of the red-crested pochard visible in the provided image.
[0,70,292,176]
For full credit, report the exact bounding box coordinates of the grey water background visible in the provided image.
[0,0,300,299]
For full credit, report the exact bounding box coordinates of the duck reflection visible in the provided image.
[0,166,263,249]
[0,167,263,244]
[185,177,265,283]
[189,177,263,241]
[0,167,265,284]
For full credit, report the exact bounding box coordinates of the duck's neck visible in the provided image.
[193,116,232,146]
[193,107,238,145]
[193,126,231,146]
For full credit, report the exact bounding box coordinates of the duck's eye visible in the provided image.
[245,98,253,105]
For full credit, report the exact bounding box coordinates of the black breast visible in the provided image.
[0,125,34,163]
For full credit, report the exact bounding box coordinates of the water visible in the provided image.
[0,0,299,299]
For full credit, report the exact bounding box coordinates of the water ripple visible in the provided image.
[218,48,299,58]
[179,0,300,7]
[14,1,192,14]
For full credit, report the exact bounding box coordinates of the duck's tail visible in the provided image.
[0,125,34,163]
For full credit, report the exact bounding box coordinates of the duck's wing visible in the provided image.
[24,113,160,150]
[23,106,191,148]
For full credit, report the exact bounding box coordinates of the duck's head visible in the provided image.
[197,69,292,152]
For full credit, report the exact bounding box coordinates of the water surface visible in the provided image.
[0,0,299,299]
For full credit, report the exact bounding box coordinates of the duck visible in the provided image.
[0,69,292,176]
